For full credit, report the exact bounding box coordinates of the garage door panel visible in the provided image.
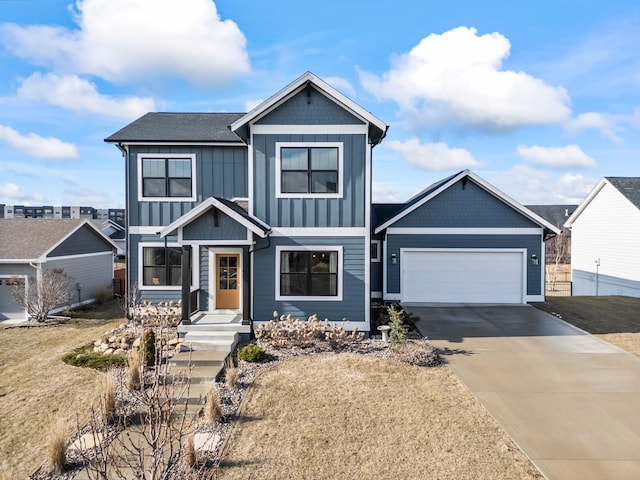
[402,250,524,304]
[0,280,24,321]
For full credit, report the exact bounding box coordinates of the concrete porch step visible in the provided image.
[180,339,237,352]
[182,330,238,341]
[178,322,250,333]
[169,350,228,367]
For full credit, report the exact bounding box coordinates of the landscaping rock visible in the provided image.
[133,337,141,348]
[168,338,179,346]
[114,348,126,356]
[103,348,114,356]
[108,335,118,343]
[100,342,109,351]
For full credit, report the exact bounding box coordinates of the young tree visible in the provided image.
[545,233,571,289]
[11,268,73,322]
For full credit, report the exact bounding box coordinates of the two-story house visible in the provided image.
[106,72,387,337]
[106,72,558,343]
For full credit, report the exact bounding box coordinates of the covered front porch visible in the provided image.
[158,196,272,331]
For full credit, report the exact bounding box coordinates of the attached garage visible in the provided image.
[374,170,560,305]
[401,249,525,304]
[0,277,26,321]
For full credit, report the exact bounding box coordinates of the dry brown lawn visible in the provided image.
[535,296,640,356]
[0,301,123,479]
[217,354,542,480]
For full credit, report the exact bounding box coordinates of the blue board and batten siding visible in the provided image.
[127,145,248,227]
[252,133,367,228]
[252,236,366,325]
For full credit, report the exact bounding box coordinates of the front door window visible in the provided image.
[216,254,240,309]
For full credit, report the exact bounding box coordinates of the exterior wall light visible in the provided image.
[391,253,397,264]
[531,254,538,265]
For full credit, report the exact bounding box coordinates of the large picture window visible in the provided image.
[142,246,182,286]
[280,250,338,297]
[139,155,195,200]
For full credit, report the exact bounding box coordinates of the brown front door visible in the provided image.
[216,254,240,309]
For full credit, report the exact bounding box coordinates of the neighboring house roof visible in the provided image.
[0,219,117,262]
[524,205,578,231]
[104,112,245,144]
[371,203,404,231]
[565,177,640,228]
[160,197,271,238]
[374,170,561,235]
[230,72,388,145]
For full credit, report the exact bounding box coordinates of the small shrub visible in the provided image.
[388,304,408,350]
[100,374,117,424]
[183,434,197,469]
[47,417,67,475]
[62,344,126,370]
[225,367,238,388]
[238,344,265,362]
[392,339,441,367]
[204,388,222,424]
[126,351,141,391]
[141,328,156,367]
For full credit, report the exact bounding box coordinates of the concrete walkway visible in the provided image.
[412,305,640,480]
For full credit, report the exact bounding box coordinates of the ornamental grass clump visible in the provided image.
[225,366,238,388]
[47,417,67,475]
[99,374,117,424]
[205,388,222,424]
[126,350,142,391]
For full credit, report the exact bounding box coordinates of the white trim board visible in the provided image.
[386,227,543,235]
[252,125,368,135]
[270,227,365,237]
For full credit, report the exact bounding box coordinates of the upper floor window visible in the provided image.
[137,154,196,201]
[276,142,343,198]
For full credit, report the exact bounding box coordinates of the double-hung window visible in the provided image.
[277,246,342,300]
[276,143,342,198]
[138,154,195,200]
[142,246,182,287]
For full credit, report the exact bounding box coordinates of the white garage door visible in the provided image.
[0,279,25,321]
[401,249,525,304]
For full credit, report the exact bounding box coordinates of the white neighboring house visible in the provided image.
[0,219,118,322]
[564,177,640,297]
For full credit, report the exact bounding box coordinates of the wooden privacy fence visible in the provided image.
[113,268,126,296]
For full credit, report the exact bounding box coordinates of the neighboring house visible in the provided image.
[0,219,118,321]
[105,72,559,335]
[90,218,126,256]
[564,177,640,297]
[525,205,577,234]
[373,170,560,304]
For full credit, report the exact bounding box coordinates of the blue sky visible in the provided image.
[0,0,639,208]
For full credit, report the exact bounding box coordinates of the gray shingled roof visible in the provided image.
[0,219,87,260]
[104,112,245,143]
[524,205,578,229]
[607,177,640,209]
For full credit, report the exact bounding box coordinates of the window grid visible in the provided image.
[141,157,192,198]
[281,147,338,194]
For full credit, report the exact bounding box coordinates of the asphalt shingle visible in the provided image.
[0,219,86,260]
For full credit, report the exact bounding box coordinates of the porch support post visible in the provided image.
[242,246,251,325]
[181,245,191,325]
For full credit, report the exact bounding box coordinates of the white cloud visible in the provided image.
[384,138,480,170]
[489,164,596,204]
[372,181,403,203]
[0,125,79,159]
[565,112,623,145]
[359,26,571,130]
[516,144,596,169]
[61,188,110,207]
[325,76,357,98]
[0,0,250,85]
[0,182,45,202]
[18,73,154,120]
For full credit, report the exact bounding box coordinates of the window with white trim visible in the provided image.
[276,246,343,300]
[276,142,342,198]
[142,246,182,286]
[138,154,196,200]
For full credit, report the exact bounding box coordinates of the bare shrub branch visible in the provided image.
[10,268,73,322]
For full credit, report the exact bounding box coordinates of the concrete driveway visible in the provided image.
[411,305,640,480]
